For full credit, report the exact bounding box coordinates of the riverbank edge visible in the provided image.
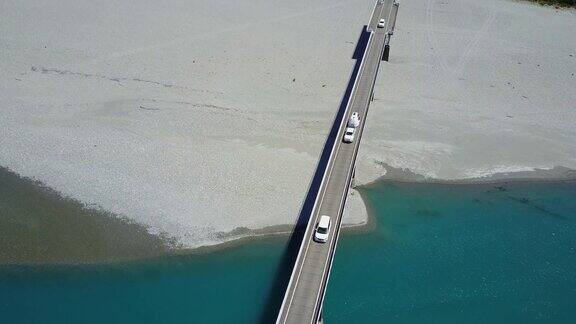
[138,164,576,261]
[3,164,575,267]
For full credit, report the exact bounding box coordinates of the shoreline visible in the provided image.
[0,210,373,267]
[196,164,576,256]
[362,164,576,186]
[0,166,177,266]
[3,164,575,267]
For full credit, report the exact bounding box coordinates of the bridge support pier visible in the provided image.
[382,44,390,61]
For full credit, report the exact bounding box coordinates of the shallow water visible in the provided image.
[1,181,575,323]
[0,167,171,264]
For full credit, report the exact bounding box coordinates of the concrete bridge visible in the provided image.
[275,1,399,323]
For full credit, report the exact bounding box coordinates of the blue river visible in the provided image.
[1,180,575,323]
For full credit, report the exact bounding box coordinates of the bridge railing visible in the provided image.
[275,29,376,324]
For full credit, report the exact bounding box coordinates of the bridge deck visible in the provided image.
[276,1,398,323]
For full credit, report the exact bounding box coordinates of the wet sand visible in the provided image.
[0,165,370,264]
[4,162,575,265]
[0,167,176,265]
[365,163,576,184]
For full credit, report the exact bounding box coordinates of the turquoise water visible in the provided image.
[0,241,286,323]
[326,181,576,323]
[1,181,575,323]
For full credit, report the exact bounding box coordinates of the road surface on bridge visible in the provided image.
[276,1,398,323]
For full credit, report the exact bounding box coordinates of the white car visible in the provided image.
[348,112,360,127]
[314,215,331,243]
[377,18,386,28]
[343,126,356,143]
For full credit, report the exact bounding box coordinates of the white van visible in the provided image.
[314,215,331,243]
[348,112,360,127]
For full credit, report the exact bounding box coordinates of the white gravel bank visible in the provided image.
[1,0,374,248]
[1,0,574,249]
[355,0,576,184]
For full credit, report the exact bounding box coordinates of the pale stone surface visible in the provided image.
[356,0,576,185]
[1,0,574,249]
